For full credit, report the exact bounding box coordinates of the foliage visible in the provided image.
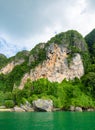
[48,30,87,52]
[85,29,95,64]
[85,29,95,52]
[87,64,95,72]
[0,62,30,92]
[0,75,92,108]
[70,93,94,108]
[28,95,38,103]
[0,54,8,69]
[12,88,31,105]
[82,72,95,97]
[8,50,29,63]
[4,100,15,108]
[4,92,13,100]
[30,43,46,68]
[15,50,29,61]
[0,76,95,109]
[80,52,91,73]
[21,78,95,108]
[0,91,5,106]
[0,74,6,91]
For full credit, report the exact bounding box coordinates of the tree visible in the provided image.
[82,72,95,96]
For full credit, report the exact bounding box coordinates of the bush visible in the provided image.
[4,100,15,108]
[70,93,95,108]
[28,95,38,104]
[4,92,13,100]
[4,77,95,109]
[82,72,95,96]
[0,91,5,106]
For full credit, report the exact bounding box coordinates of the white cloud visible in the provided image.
[0,0,95,57]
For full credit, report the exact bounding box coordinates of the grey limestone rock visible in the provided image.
[70,106,75,111]
[32,99,53,112]
[20,101,34,112]
[13,106,25,112]
[87,108,94,112]
[75,107,82,112]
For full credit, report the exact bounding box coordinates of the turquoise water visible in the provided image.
[0,112,95,130]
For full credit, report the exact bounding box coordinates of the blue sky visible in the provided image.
[0,0,95,57]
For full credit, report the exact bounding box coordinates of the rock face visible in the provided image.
[0,62,14,74]
[19,43,84,89]
[33,99,53,112]
[0,50,29,74]
[0,59,25,74]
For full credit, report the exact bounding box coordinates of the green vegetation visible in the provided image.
[29,43,46,68]
[0,62,30,92]
[0,78,94,109]
[85,29,95,64]
[85,29,95,52]
[0,54,8,69]
[0,44,47,92]
[0,91,5,106]
[82,72,95,97]
[4,100,15,108]
[0,91,15,107]
[48,30,87,52]
[8,50,30,63]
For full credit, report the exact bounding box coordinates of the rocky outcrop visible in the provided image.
[69,106,75,111]
[20,105,34,112]
[87,108,94,112]
[13,106,25,112]
[0,62,15,74]
[20,101,34,112]
[0,104,34,112]
[75,107,82,112]
[33,99,53,112]
[0,59,25,74]
[0,50,29,74]
[14,101,34,112]
[70,106,82,112]
[0,106,6,109]
[19,43,84,89]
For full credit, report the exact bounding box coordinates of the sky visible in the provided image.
[0,0,95,57]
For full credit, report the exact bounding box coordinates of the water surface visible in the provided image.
[0,111,95,130]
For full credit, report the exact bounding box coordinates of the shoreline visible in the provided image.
[0,106,95,112]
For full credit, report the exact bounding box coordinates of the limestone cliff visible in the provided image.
[19,43,84,89]
[0,30,88,90]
